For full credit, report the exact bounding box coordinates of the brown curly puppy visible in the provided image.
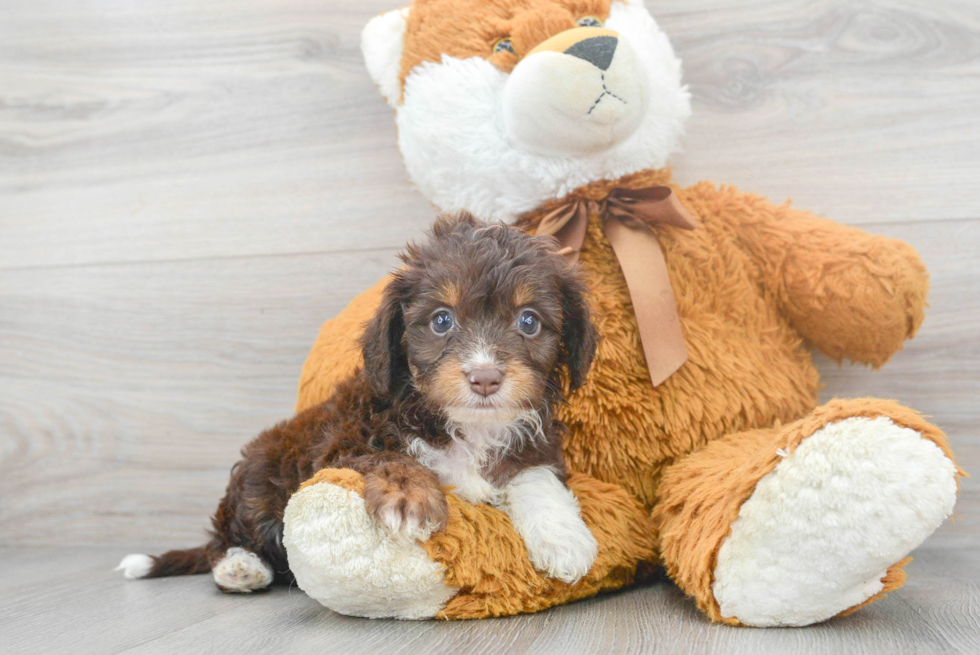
[118,214,599,592]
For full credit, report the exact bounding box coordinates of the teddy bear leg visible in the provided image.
[654,398,962,627]
[284,469,657,619]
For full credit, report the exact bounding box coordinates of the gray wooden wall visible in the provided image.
[1,0,977,550]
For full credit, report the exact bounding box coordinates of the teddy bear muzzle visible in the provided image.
[502,27,648,157]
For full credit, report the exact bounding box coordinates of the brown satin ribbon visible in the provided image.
[535,186,698,387]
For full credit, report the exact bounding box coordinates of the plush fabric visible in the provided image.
[285,469,458,619]
[299,171,931,513]
[387,0,691,221]
[287,467,656,619]
[284,0,963,625]
[296,275,388,409]
[655,399,961,625]
[293,174,960,623]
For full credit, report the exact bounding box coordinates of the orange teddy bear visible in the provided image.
[281,0,962,626]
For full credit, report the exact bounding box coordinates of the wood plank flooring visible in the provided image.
[1,0,978,652]
[1,545,977,655]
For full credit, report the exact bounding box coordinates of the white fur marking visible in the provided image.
[713,416,958,627]
[283,482,457,619]
[461,345,497,373]
[408,412,545,506]
[212,547,274,593]
[409,432,501,506]
[115,554,153,579]
[502,466,598,584]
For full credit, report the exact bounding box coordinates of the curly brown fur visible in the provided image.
[136,214,597,591]
[363,460,450,536]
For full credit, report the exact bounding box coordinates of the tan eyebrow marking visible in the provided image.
[436,281,462,307]
[514,283,535,307]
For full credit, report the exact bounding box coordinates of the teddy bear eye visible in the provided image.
[493,38,515,54]
[576,16,603,27]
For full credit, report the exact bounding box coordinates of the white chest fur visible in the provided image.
[409,423,598,585]
[407,425,511,506]
[407,414,544,505]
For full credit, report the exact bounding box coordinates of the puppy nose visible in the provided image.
[468,368,503,397]
[564,35,618,71]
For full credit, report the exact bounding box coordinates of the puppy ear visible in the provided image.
[558,271,598,392]
[361,7,410,107]
[361,274,412,397]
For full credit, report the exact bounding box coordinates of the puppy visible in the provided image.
[117,214,599,592]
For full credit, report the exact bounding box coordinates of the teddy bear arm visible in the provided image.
[284,469,658,619]
[731,197,928,367]
[430,472,660,618]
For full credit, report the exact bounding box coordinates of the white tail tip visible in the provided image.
[115,554,154,579]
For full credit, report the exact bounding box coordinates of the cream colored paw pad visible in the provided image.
[283,482,457,619]
[712,416,958,627]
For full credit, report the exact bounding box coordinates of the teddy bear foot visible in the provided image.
[282,471,457,619]
[711,416,958,627]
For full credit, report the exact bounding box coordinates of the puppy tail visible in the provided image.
[116,546,210,579]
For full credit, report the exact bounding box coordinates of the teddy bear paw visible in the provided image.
[711,416,958,627]
[283,478,458,619]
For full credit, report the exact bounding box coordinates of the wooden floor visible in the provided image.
[1,0,978,653]
[1,545,978,655]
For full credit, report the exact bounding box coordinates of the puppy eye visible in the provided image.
[576,16,603,27]
[431,310,455,335]
[517,310,541,337]
[493,38,515,54]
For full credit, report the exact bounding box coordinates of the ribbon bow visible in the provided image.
[535,186,698,387]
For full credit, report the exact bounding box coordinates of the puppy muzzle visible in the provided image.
[503,27,648,157]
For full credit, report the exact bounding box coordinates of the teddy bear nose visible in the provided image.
[469,368,503,397]
[564,35,618,71]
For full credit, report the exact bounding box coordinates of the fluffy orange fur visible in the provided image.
[295,170,955,620]
[654,398,962,625]
[301,467,657,618]
[399,0,612,81]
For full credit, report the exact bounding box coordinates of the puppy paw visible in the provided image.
[364,462,449,542]
[212,547,274,593]
[523,517,598,584]
[503,466,599,584]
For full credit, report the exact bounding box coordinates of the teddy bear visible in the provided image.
[280,0,962,626]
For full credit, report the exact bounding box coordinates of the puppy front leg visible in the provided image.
[502,466,598,584]
[350,453,450,542]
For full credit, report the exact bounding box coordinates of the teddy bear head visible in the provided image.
[361,0,691,221]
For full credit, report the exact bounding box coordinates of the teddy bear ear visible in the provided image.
[361,7,410,107]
